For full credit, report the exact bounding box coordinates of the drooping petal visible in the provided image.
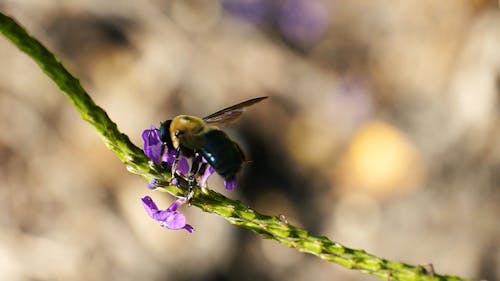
[140,196,194,233]
[142,126,163,164]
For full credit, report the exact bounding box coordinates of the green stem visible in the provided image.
[0,12,472,281]
[0,11,165,186]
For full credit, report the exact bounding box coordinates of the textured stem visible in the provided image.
[0,11,164,185]
[0,12,472,281]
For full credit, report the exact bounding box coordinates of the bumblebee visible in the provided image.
[159,96,268,199]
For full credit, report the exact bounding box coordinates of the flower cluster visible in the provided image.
[141,126,189,175]
[140,126,239,232]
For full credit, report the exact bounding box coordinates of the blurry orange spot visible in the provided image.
[335,121,425,198]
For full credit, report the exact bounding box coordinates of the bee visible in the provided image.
[159,96,268,200]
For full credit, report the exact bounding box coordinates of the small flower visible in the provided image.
[224,178,238,190]
[142,126,163,165]
[141,196,194,233]
[147,179,160,190]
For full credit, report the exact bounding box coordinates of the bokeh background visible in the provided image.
[1,1,499,280]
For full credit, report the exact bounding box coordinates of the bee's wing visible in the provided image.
[203,96,268,126]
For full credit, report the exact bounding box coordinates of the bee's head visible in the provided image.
[170,115,206,149]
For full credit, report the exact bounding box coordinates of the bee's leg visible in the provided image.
[186,153,202,202]
[169,147,182,186]
[170,147,181,175]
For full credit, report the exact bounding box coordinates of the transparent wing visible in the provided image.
[203,96,268,126]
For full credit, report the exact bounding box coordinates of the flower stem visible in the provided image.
[0,11,472,281]
[0,11,165,185]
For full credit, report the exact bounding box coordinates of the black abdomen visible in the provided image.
[201,130,245,180]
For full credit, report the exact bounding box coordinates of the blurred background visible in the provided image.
[0,0,499,280]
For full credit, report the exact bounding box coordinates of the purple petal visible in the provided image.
[147,179,159,190]
[162,152,189,176]
[152,209,173,221]
[224,179,238,190]
[162,149,176,166]
[171,177,180,186]
[141,197,194,233]
[166,199,184,212]
[183,224,195,233]
[199,165,216,188]
[142,126,163,164]
[141,196,159,218]
[162,212,187,230]
[176,157,190,175]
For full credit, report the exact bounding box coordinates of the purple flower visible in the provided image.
[278,0,328,44]
[141,196,194,233]
[142,126,163,165]
[222,0,269,24]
